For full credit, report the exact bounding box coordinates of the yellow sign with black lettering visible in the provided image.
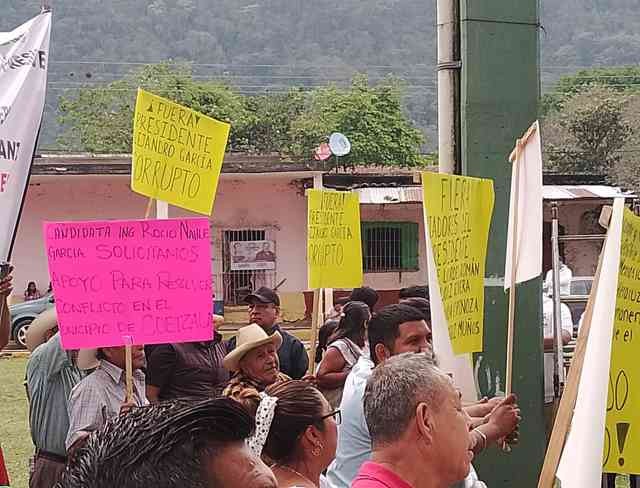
[131,89,230,215]
[604,208,640,474]
[422,172,494,354]
[307,189,363,289]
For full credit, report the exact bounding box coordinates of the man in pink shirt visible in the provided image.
[353,353,475,488]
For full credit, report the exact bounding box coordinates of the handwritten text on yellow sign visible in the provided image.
[422,172,494,354]
[307,189,363,289]
[604,208,640,474]
[131,89,230,215]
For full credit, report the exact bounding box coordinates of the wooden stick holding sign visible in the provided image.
[501,147,521,453]
[307,288,324,375]
[124,337,134,403]
[123,196,170,401]
[504,146,521,399]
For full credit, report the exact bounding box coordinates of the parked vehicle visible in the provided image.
[9,292,55,348]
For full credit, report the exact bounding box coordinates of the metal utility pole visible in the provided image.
[437,0,461,174]
[459,0,545,486]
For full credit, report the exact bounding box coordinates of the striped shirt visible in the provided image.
[65,360,147,450]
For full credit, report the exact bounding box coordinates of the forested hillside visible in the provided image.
[3,0,640,150]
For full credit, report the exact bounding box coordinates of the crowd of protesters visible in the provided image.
[1,264,522,488]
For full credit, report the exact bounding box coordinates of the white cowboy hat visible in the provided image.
[26,307,58,352]
[223,323,282,372]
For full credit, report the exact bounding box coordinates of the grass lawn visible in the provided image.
[0,355,30,488]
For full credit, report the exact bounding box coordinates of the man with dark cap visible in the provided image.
[228,287,308,379]
[56,397,277,488]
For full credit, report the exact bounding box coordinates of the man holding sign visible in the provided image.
[42,217,214,453]
[65,345,147,453]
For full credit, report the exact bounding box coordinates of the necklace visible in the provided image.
[272,464,317,487]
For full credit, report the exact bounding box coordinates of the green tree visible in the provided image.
[287,75,427,167]
[57,67,428,167]
[543,85,631,174]
[233,90,306,154]
[607,94,640,193]
[58,64,251,153]
[542,67,640,115]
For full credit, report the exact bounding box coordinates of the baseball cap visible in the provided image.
[245,287,280,306]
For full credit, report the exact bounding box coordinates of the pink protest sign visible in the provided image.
[43,218,213,349]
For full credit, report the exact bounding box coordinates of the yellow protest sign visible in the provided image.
[307,189,363,289]
[422,172,494,354]
[131,88,230,215]
[604,207,640,474]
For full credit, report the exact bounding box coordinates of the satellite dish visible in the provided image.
[329,132,351,157]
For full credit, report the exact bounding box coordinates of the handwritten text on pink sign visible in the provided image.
[44,218,213,349]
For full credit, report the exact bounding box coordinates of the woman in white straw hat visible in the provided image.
[222,323,290,415]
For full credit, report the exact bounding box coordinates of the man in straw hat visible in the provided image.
[228,287,308,379]
[25,308,88,488]
[222,323,290,408]
[65,342,147,454]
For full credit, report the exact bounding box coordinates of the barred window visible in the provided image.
[222,229,276,305]
[361,222,419,272]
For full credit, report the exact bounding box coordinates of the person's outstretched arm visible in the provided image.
[0,268,14,350]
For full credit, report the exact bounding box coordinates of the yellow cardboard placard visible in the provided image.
[604,208,640,474]
[422,172,494,354]
[131,88,230,215]
[307,189,363,289]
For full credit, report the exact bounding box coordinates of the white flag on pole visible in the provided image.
[0,12,52,261]
[555,198,624,488]
[504,121,543,290]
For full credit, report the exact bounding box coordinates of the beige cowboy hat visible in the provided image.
[223,323,282,372]
[26,308,99,369]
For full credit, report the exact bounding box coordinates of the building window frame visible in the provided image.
[361,221,419,273]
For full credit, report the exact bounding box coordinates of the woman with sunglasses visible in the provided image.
[248,380,340,488]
